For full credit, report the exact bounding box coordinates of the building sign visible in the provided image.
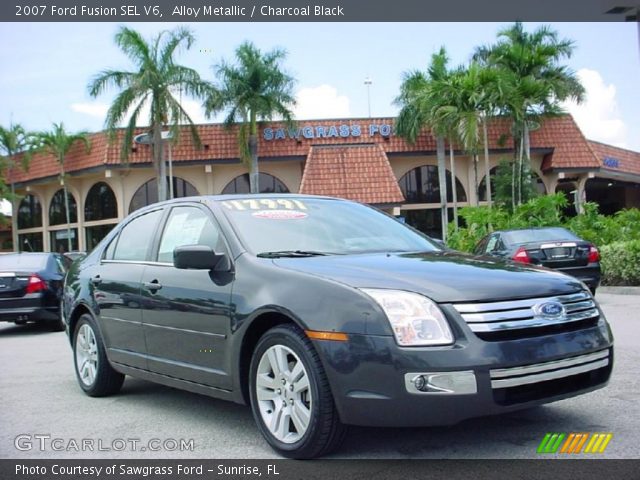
[603,156,620,168]
[263,123,393,141]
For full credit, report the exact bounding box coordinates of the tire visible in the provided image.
[249,324,347,459]
[73,314,124,397]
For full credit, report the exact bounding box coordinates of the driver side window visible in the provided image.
[157,206,222,264]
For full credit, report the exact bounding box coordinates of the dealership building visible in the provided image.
[9,114,640,252]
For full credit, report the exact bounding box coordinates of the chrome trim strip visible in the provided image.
[490,350,609,379]
[491,359,609,389]
[541,242,577,248]
[467,308,599,332]
[144,322,226,338]
[453,291,591,314]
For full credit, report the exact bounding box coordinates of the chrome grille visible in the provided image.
[490,349,609,389]
[453,290,598,334]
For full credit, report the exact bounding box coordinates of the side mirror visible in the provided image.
[432,238,446,249]
[173,245,229,271]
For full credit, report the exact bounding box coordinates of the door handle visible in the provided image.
[143,280,162,292]
[91,275,102,285]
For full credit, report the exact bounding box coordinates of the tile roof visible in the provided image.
[588,140,640,176]
[8,114,637,186]
[299,144,405,205]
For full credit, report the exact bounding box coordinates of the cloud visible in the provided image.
[563,69,628,148]
[294,85,350,120]
[70,94,208,126]
[71,102,109,118]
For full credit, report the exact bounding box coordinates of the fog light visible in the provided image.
[413,375,427,391]
[405,371,477,395]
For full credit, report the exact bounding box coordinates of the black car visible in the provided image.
[474,227,601,294]
[0,252,67,331]
[63,195,613,458]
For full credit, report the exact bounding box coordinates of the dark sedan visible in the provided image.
[63,196,613,458]
[473,227,601,294]
[0,252,67,331]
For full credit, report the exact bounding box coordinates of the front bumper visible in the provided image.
[313,317,613,427]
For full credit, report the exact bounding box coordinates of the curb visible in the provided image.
[598,286,640,295]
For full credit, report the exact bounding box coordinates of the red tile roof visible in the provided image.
[8,114,637,186]
[299,144,405,205]
[588,140,640,176]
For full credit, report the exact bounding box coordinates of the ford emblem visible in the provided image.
[533,301,565,319]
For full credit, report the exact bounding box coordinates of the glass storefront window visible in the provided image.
[49,189,78,225]
[222,173,289,194]
[398,166,467,204]
[50,229,79,253]
[85,182,118,221]
[85,224,116,252]
[129,177,198,213]
[17,194,43,229]
[18,232,44,252]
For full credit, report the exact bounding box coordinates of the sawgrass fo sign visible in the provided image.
[263,123,393,141]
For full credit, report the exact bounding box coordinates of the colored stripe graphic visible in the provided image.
[584,433,613,454]
[538,433,613,454]
[537,433,565,453]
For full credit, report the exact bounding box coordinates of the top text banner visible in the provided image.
[3,0,639,22]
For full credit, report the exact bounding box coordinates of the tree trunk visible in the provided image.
[449,140,458,231]
[248,134,259,194]
[60,160,72,253]
[248,112,259,194]
[518,132,524,205]
[473,154,479,207]
[523,120,531,201]
[10,180,18,252]
[153,124,167,202]
[436,135,448,242]
[483,117,492,208]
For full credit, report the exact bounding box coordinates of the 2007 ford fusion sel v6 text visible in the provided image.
[62,195,613,458]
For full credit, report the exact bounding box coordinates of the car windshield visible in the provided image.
[0,254,48,270]
[219,197,440,256]
[503,227,579,245]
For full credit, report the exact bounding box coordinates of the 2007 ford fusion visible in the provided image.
[63,195,613,458]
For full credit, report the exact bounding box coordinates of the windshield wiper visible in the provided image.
[257,250,332,258]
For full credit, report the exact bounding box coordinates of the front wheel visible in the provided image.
[73,314,124,397]
[249,324,346,459]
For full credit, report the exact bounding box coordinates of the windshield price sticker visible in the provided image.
[222,199,307,211]
[252,210,308,220]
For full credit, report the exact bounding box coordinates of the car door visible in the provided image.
[140,204,234,389]
[93,208,163,370]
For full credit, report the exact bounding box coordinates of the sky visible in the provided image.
[0,22,638,156]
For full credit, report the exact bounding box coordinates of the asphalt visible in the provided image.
[0,289,638,459]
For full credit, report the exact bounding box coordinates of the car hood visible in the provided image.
[273,251,584,303]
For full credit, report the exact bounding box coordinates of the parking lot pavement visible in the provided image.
[0,290,638,459]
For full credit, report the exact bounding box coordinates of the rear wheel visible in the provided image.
[73,314,124,396]
[249,324,346,459]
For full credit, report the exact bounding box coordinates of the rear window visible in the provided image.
[0,254,48,270]
[503,228,579,245]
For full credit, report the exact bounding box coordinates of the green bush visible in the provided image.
[600,241,640,286]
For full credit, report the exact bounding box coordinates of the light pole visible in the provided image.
[364,76,373,118]
[134,131,175,200]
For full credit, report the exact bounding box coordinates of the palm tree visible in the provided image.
[35,123,90,252]
[435,63,503,207]
[0,123,35,250]
[395,47,452,241]
[475,22,584,206]
[89,26,211,202]
[205,41,296,194]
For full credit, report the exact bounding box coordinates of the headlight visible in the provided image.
[361,289,454,346]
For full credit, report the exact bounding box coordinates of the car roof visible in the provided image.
[492,226,571,234]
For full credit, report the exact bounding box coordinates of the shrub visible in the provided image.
[600,241,640,286]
